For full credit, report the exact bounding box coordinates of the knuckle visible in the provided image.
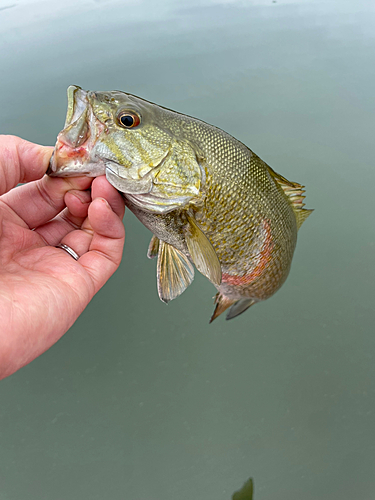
[35,179,60,211]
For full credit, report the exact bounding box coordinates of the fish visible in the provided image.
[48,85,312,321]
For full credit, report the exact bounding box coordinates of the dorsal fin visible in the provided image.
[294,208,313,230]
[267,166,313,229]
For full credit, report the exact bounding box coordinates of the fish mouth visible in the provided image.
[105,163,153,194]
[47,86,106,177]
[104,149,171,195]
[64,85,88,132]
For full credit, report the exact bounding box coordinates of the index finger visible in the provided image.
[0,135,53,196]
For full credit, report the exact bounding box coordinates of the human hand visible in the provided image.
[0,135,125,380]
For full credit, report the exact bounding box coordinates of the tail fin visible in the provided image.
[210,293,234,323]
[210,294,256,322]
[226,298,256,320]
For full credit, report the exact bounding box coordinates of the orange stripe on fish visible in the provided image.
[222,219,274,286]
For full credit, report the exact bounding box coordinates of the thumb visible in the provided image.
[0,135,53,196]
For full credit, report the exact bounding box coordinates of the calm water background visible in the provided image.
[0,0,374,498]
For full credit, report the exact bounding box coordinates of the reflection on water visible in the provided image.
[1,0,375,499]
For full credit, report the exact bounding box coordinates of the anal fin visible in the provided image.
[157,241,195,303]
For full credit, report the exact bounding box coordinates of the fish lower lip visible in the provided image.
[125,192,190,214]
[48,171,90,177]
[105,165,153,194]
[105,164,120,175]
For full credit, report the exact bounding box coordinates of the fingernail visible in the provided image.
[96,197,111,210]
[70,193,90,205]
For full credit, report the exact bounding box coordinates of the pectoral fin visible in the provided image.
[157,241,195,303]
[147,235,160,259]
[185,215,222,286]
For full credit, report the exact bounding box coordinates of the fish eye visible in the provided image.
[117,111,141,128]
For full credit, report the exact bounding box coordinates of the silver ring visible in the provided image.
[55,243,79,261]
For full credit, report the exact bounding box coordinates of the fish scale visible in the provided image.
[48,86,312,321]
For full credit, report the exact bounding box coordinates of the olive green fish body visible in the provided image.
[49,86,312,321]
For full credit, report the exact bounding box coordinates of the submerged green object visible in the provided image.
[49,86,312,321]
[232,478,254,500]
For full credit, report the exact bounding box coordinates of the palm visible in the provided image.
[1,216,91,334]
[0,136,125,379]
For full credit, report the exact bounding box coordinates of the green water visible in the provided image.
[0,0,374,498]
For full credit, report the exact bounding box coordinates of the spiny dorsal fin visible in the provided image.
[185,215,222,286]
[267,166,313,229]
[147,235,160,259]
[156,241,195,303]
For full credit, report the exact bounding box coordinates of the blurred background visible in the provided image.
[0,0,374,498]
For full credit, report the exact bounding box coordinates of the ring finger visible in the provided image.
[58,226,93,258]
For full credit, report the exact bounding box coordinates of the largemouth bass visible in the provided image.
[48,86,312,321]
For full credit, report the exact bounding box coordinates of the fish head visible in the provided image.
[49,86,205,212]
